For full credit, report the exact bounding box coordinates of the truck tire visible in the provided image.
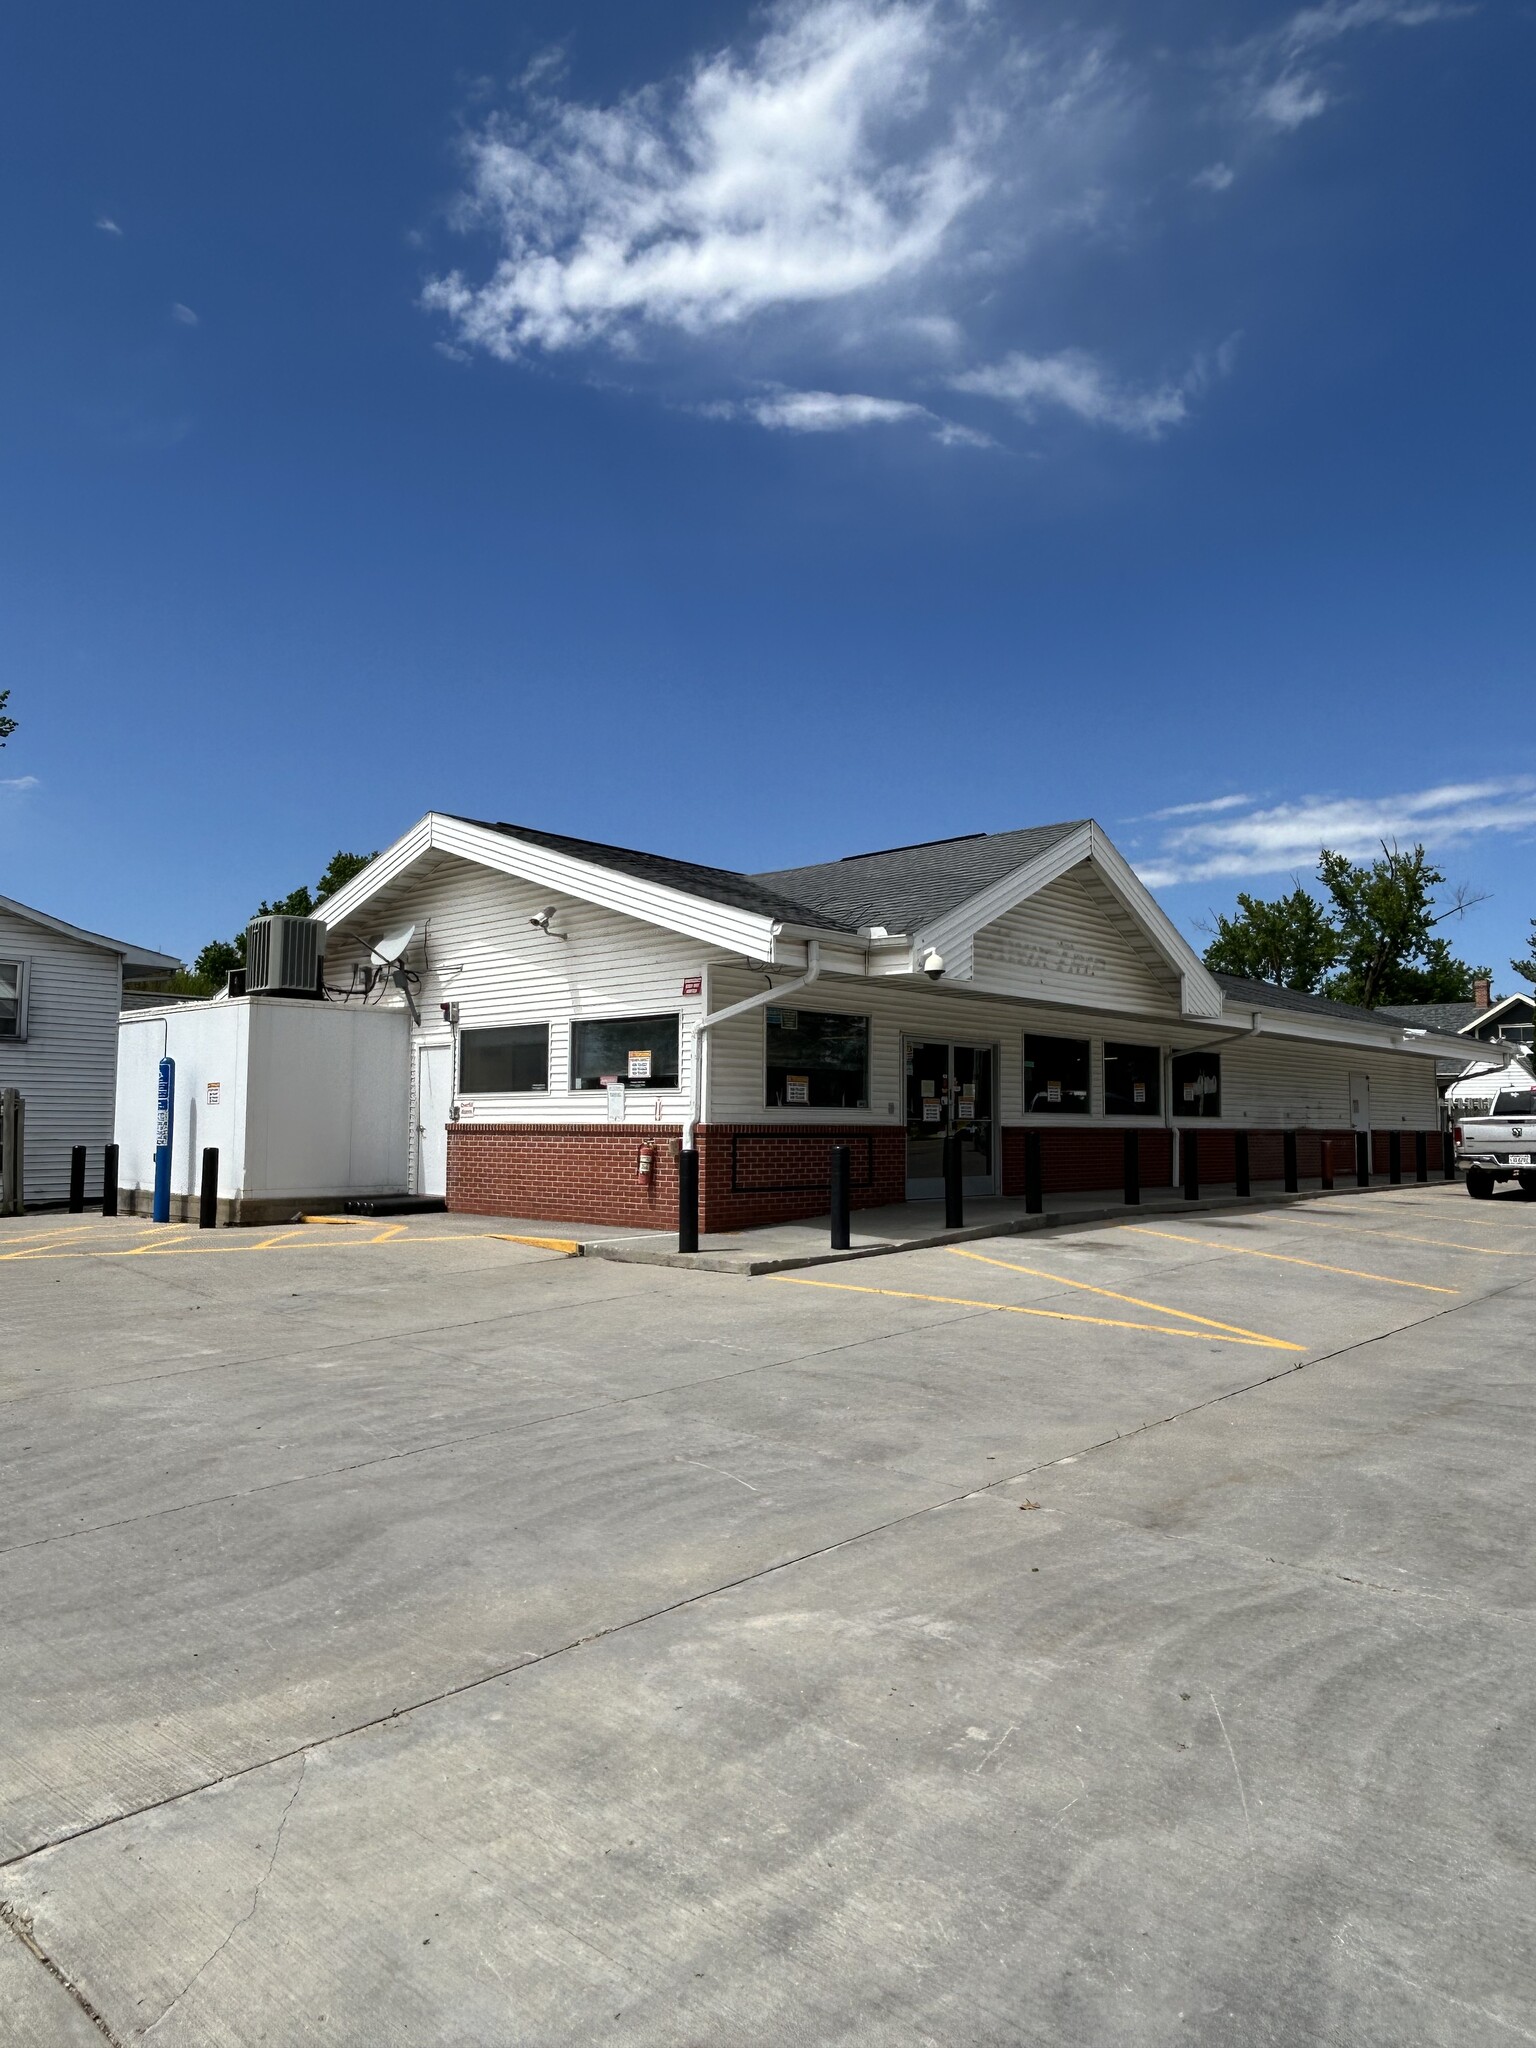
[1520,1171,1536,1199]
[1466,1169,1494,1200]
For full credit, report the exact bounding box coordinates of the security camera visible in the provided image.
[921,949,944,981]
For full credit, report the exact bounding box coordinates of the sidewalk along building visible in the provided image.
[0,892,179,1204]
[310,813,1472,1232]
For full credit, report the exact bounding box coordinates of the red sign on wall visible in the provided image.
[682,976,702,997]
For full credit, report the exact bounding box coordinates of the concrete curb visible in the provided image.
[583,1175,1460,1276]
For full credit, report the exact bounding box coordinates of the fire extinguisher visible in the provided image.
[637,1145,655,1182]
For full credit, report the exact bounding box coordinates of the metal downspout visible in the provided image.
[683,939,823,1151]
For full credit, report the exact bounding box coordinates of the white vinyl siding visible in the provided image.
[0,909,123,1203]
[971,867,1179,1016]
[322,860,711,1136]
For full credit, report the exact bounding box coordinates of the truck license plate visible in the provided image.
[1509,1154,1532,1167]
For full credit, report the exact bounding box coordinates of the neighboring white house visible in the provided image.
[0,894,179,1204]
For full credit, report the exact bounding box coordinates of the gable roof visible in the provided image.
[752,822,1086,934]
[0,892,180,976]
[1375,1000,1483,1032]
[453,818,846,931]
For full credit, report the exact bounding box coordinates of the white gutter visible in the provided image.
[683,939,822,1151]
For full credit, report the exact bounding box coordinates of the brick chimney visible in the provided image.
[1474,976,1492,1010]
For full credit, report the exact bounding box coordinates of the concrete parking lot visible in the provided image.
[2,1186,1533,2046]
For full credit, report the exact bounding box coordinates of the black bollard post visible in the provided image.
[829,1143,851,1250]
[1183,1130,1200,1201]
[68,1145,87,1213]
[1388,1130,1401,1186]
[1024,1130,1043,1215]
[1443,1126,1456,1180]
[1356,1132,1370,1188]
[943,1133,964,1230]
[1235,1131,1250,1198]
[677,1146,699,1254]
[1415,1131,1428,1184]
[1123,1129,1140,1206]
[199,1147,219,1229]
[1283,1130,1299,1194]
[102,1142,119,1218]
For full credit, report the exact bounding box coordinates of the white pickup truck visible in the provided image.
[1454,1077,1536,1199]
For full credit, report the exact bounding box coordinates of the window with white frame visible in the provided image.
[460,1024,549,1092]
[571,1014,680,1089]
[0,959,28,1040]
[765,1008,869,1108]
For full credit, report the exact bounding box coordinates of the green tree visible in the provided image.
[1512,918,1536,988]
[1318,842,1484,1009]
[0,689,15,748]
[186,849,377,994]
[1202,885,1340,992]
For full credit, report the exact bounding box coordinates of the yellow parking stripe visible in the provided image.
[1280,1217,1530,1258]
[772,1274,1303,1351]
[0,1230,561,1263]
[1123,1226,1456,1294]
[948,1246,1293,1346]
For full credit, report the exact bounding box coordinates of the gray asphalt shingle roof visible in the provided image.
[1212,974,1391,1028]
[459,818,1087,936]
[752,822,1086,933]
[1375,1001,1484,1033]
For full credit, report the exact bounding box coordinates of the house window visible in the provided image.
[0,959,27,1041]
[765,1008,869,1109]
[1171,1050,1221,1118]
[1024,1034,1090,1114]
[1498,1023,1533,1045]
[572,1014,680,1090]
[459,1024,548,1093]
[1104,1042,1160,1117]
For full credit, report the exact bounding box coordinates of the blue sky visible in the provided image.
[3,0,1532,982]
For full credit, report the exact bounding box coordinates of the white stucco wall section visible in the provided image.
[0,908,123,1202]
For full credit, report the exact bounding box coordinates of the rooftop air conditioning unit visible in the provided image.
[245,914,326,997]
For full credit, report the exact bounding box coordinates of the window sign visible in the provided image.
[1104,1042,1160,1118]
[1170,1050,1221,1118]
[206,1082,221,1106]
[765,1010,868,1109]
[572,1015,679,1090]
[682,976,702,997]
[924,1100,942,1122]
[1024,1035,1091,1115]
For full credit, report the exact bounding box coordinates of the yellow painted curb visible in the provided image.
[490,1234,584,1256]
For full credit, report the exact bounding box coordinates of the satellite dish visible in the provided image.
[367,924,416,966]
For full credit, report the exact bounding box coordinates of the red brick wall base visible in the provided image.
[445,1123,906,1232]
[445,1122,1449,1231]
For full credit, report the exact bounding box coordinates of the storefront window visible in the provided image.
[766,1008,868,1108]
[1104,1042,1160,1117]
[459,1024,548,1093]
[1171,1050,1221,1118]
[1024,1034,1090,1114]
[571,1014,679,1090]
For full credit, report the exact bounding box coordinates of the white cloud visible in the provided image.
[1136,780,1536,888]
[95,216,122,236]
[949,348,1190,438]
[746,388,930,431]
[1192,162,1236,191]
[1144,793,1256,821]
[1239,0,1463,132]
[171,303,199,326]
[426,0,992,358]
[1,775,39,793]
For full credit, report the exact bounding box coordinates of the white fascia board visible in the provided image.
[1085,826,1223,1018]
[0,891,181,972]
[1250,1011,1459,1058]
[909,820,1221,1018]
[313,817,435,933]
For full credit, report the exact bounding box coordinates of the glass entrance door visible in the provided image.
[904,1041,996,1199]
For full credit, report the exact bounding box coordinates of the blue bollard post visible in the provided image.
[152,1056,175,1223]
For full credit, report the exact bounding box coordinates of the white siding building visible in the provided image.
[299,813,1471,1233]
[0,895,178,1205]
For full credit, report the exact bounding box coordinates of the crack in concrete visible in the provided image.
[138,1754,307,2041]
